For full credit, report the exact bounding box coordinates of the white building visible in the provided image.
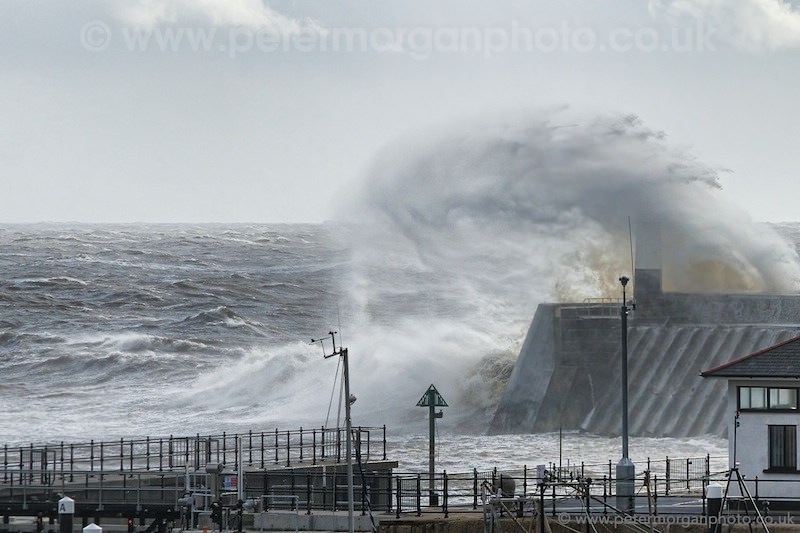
[702,334,800,506]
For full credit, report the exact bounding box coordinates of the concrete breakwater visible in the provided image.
[490,267,800,437]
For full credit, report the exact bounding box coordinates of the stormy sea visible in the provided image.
[2,111,798,474]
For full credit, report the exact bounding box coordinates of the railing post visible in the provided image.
[90,440,95,472]
[665,456,670,495]
[291,472,296,509]
[42,445,49,485]
[523,465,528,498]
[299,428,304,463]
[395,477,401,519]
[119,438,124,472]
[416,474,421,517]
[307,473,312,515]
[274,429,279,464]
[386,473,392,514]
[755,476,759,504]
[383,425,387,461]
[702,477,709,516]
[585,478,591,520]
[286,431,291,467]
[264,473,270,511]
[337,428,342,464]
[159,438,163,472]
[248,431,253,466]
[539,485,546,533]
[443,471,449,518]
[653,474,658,515]
[686,458,691,491]
[168,435,173,470]
[603,475,607,516]
[222,432,227,466]
[331,467,339,511]
[361,466,367,516]
[312,430,317,466]
[473,469,478,510]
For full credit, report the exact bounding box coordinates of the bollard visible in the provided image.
[706,483,723,533]
[82,524,101,533]
[58,496,74,533]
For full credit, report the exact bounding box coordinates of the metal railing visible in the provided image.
[0,468,192,511]
[8,456,799,523]
[1,426,387,482]
[542,454,728,495]
[390,454,728,517]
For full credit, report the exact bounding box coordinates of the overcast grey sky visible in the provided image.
[1,0,799,223]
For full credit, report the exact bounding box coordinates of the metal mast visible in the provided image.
[315,331,355,533]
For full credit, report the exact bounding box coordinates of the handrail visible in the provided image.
[1,426,387,478]
[4,455,789,520]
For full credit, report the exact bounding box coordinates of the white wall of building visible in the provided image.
[724,379,800,501]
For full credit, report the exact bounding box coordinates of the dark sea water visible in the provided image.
[0,222,733,473]
[4,113,799,472]
[0,224,349,440]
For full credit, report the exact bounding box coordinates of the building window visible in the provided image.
[738,386,798,410]
[771,388,799,409]
[768,425,797,471]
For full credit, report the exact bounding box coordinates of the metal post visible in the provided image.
[428,389,437,506]
[416,385,446,506]
[314,331,355,533]
[342,347,355,533]
[616,275,635,514]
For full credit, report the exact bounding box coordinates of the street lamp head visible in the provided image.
[619,276,629,287]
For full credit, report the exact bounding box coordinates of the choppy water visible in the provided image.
[0,223,731,473]
[4,112,799,473]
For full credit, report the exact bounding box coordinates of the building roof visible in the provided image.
[702,334,800,378]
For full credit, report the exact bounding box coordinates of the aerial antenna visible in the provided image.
[628,216,635,299]
[337,304,344,350]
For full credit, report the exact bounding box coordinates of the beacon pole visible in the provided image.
[416,385,447,507]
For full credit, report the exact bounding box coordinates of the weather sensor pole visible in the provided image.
[616,276,635,514]
[313,331,355,533]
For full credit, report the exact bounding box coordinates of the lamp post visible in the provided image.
[616,275,635,514]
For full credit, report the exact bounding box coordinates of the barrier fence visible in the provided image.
[1,426,387,482]
[5,430,780,520]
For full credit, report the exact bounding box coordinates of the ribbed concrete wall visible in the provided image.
[583,325,798,437]
[490,297,800,437]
